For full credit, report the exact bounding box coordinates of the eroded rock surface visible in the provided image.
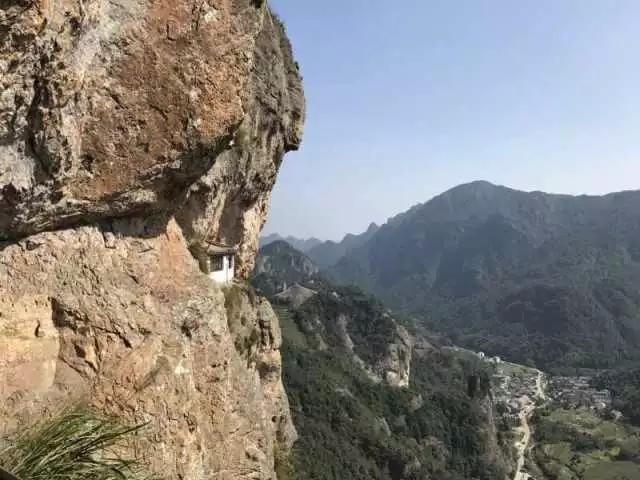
[0,1,303,274]
[0,1,304,478]
[0,219,295,478]
[333,310,413,388]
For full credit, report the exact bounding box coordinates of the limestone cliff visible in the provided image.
[0,1,304,479]
[294,293,413,388]
[253,242,413,388]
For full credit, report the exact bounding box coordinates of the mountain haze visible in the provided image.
[261,223,380,268]
[306,222,380,269]
[260,233,323,252]
[328,181,640,370]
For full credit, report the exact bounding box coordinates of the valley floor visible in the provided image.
[492,360,640,480]
[491,362,546,480]
[512,370,545,480]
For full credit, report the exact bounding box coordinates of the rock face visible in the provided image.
[327,307,412,388]
[0,0,303,274]
[0,1,304,479]
[0,219,297,478]
[274,283,317,308]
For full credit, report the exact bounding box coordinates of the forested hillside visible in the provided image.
[251,244,515,480]
[252,240,323,295]
[595,367,640,426]
[328,181,640,370]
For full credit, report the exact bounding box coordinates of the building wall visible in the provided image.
[209,255,235,284]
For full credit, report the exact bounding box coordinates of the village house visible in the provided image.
[550,376,612,410]
[191,242,237,284]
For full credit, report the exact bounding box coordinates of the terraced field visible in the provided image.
[532,407,640,480]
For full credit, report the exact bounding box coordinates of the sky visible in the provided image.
[264,0,640,241]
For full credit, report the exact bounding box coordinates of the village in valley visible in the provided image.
[486,352,640,480]
[491,364,613,418]
[445,347,617,417]
[445,346,633,480]
[546,377,612,411]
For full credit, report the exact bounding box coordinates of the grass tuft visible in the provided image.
[0,405,157,480]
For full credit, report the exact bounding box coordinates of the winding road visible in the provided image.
[513,370,546,480]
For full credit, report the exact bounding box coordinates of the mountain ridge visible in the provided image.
[306,222,380,269]
[260,233,324,252]
[326,181,640,370]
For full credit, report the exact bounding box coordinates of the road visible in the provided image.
[535,370,546,401]
[513,370,545,480]
[513,403,534,480]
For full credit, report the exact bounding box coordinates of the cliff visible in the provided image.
[0,1,304,479]
[253,242,412,388]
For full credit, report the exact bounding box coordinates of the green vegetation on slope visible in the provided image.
[275,299,512,480]
[293,285,401,369]
[594,366,640,426]
[253,241,514,479]
[531,406,640,480]
[328,181,640,370]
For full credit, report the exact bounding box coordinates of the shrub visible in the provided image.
[0,405,156,480]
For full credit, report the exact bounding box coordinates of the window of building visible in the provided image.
[211,255,224,272]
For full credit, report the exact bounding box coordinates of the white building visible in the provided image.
[193,242,237,284]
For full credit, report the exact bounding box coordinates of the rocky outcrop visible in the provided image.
[335,311,412,388]
[0,0,303,274]
[274,283,317,308]
[282,288,413,389]
[0,1,304,479]
[253,243,412,388]
[175,13,304,277]
[373,320,412,388]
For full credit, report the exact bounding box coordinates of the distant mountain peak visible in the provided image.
[252,240,321,297]
[365,222,379,233]
[260,233,323,252]
[328,185,640,370]
[306,222,381,269]
[440,180,511,198]
[454,179,497,189]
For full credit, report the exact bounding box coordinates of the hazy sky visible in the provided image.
[264,0,640,241]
